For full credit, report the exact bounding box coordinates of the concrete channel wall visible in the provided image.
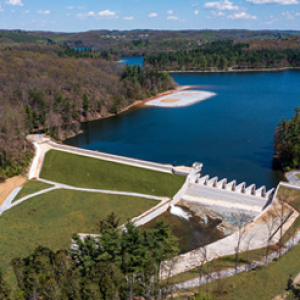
[78,198,173,241]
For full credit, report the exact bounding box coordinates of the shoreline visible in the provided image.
[64,66,300,140]
[158,66,300,74]
[145,89,216,108]
[63,86,191,141]
[62,66,299,141]
[142,85,193,105]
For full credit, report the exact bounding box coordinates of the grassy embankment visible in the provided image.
[174,186,300,299]
[13,180,53,202]
[0,190,158,287]
[174,243,300,300]
[1,149,185,287]
[40,150,185,197]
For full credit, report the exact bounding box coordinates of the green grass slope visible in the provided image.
[176,243,300,299]
[0,189,157,286]
[40,150,185,197]
[13,180,53,202]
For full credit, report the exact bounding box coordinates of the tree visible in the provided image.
[13,214,179,299]
[261,211,277,264]
[82,94,89,117]
[231,212,250,273]
[0,269,11,300]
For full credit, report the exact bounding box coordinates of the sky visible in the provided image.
[0,0,299,32]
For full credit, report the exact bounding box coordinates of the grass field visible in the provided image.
[40,150,185,197]
[277,186,300,211]
[13,180,53,202]
[0,189,157,286]
[178,243,300,300]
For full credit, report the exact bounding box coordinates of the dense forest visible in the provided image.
[0,44,175,180]
[1,214,179,300]
[144,40,300,71]
[274,108,300,171]
[1,29,300,53]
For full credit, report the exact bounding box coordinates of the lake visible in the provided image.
[65,69,300,189]
[118,56,144,67]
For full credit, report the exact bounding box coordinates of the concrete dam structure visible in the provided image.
[176,163,275,217]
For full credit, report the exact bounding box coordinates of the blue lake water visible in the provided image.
[65,70,300,189]
[118,56,144,67]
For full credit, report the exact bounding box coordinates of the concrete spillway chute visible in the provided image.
[197,175,209,185]
[206,177,218,188]
[226,180,237,191]
[216,178,227,189]
[256,186,266,198]
[245,184,256,196]
[235,182,246,194]
[265,188,275,200]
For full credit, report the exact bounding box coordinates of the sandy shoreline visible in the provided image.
[141,85,193,105]
[145,88,216,108]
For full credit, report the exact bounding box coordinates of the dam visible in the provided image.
[28,135,275,220]
[173,163,275,219]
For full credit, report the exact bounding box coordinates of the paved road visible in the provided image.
[0,186,56,216]
[0,188,22,212]
[38,178,170,201]
[0,178,169,216]
[286,171,300,186]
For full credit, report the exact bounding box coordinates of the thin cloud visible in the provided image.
[87,11,95,17]
[194,9,199,15]
[167,15,179,20]
[247,0,298,4]
[148,12,158,18]
[167,10,173,15]
[204,0,239,10]
[123,16,134,20]
[282,10,300,19]
[5,0,23,6]
[211,10,226,15]
[98,10,117,18]
[228,11,257,19]
[77,10,118,19]
[65,6,85,10]
[37,10,51,15]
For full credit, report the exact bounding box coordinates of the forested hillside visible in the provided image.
[0,44,174,180]
[274,108,300,171]
[145,40,300,71]
[0,29,299,58]
[7,215,178,300]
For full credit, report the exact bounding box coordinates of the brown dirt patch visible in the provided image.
[0,176,27,207]
[161,98,181,103]
[180,92,201,96]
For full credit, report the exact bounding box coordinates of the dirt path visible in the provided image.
[0,176,27,207]
[294,272,300,284]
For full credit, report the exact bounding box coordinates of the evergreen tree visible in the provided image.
[0,269,11,300]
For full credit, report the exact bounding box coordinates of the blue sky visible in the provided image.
[0,0,299,32]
